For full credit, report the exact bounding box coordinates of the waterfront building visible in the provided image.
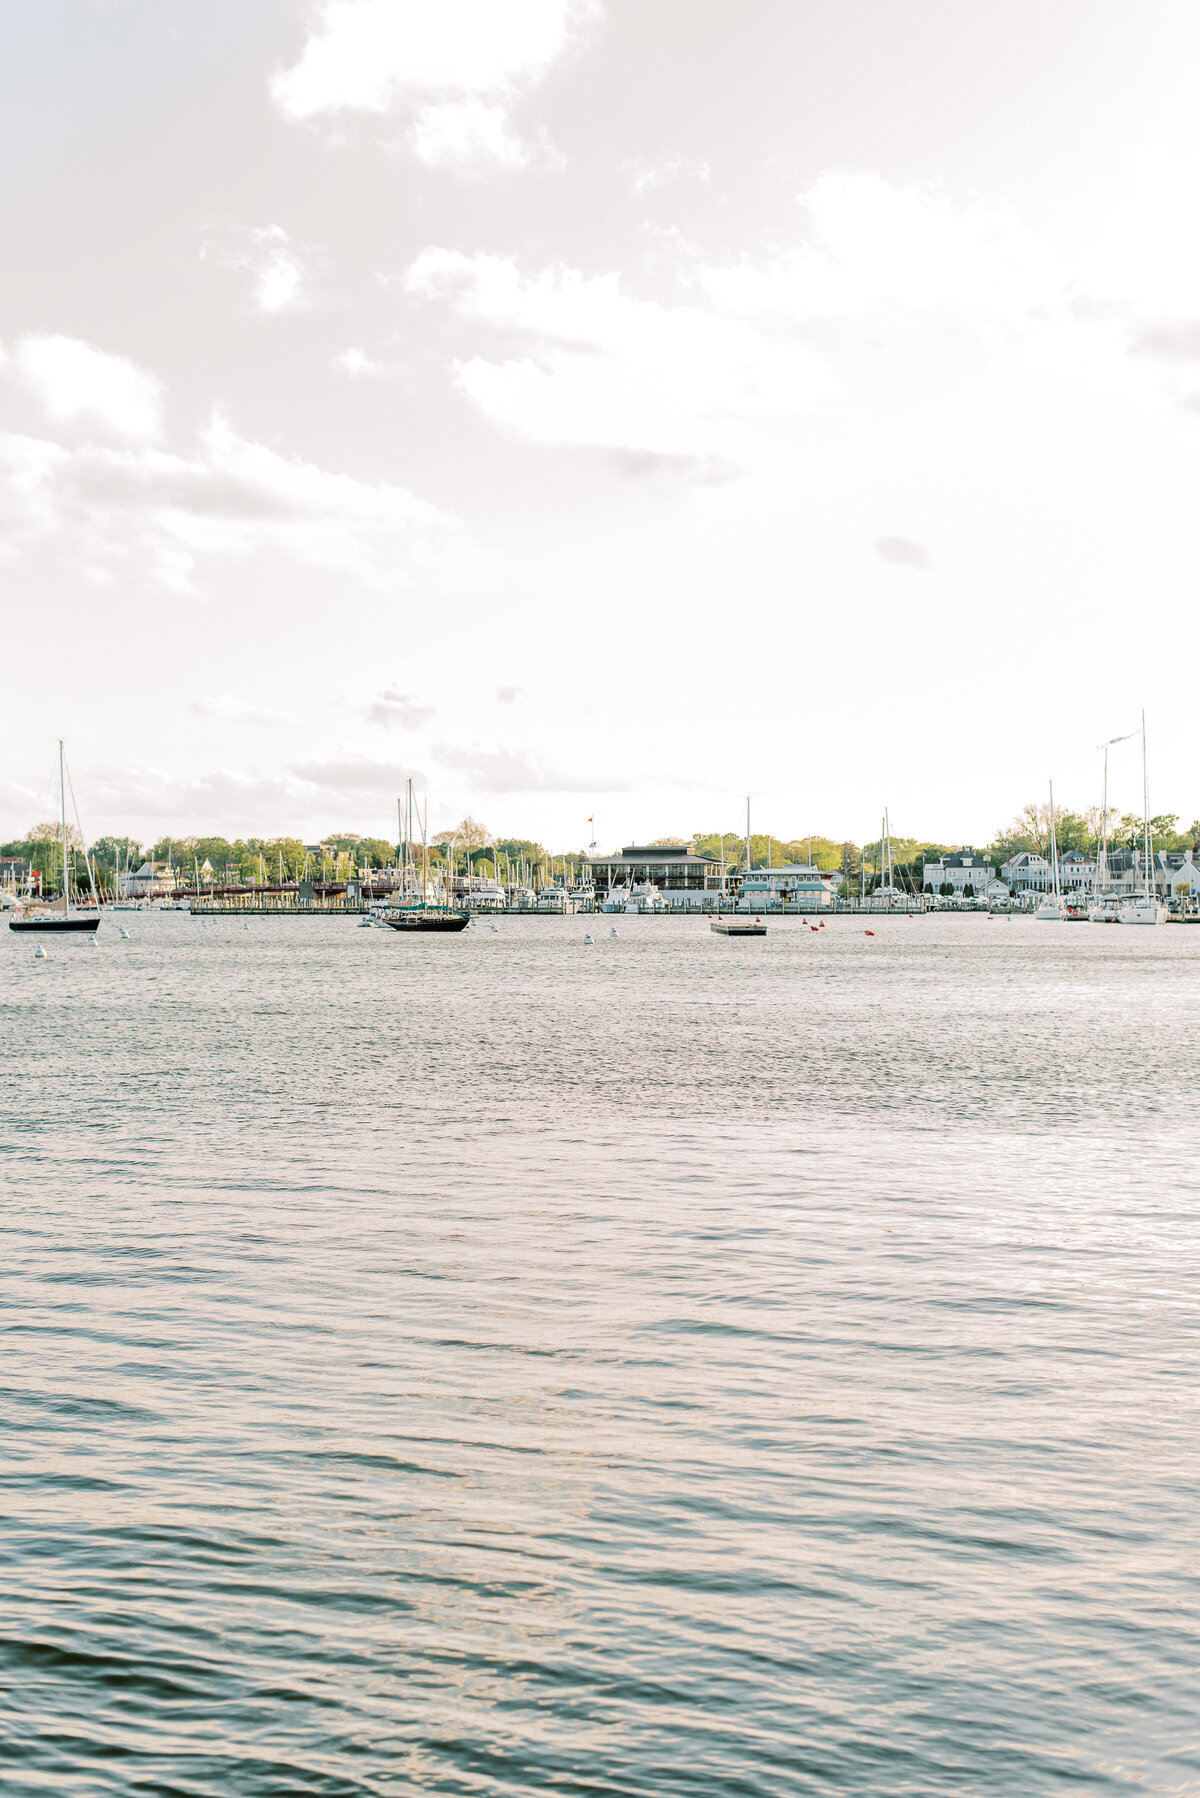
[1057,849,1097,891]
[1153,848,1200,899]
[0,855,32,889]
[925,850,995,896]
[738,866,836,911]
[122,860,178,898]
[587,844,721,910]
[998,850,1052,893]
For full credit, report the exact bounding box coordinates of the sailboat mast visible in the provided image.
[59,738,68,902]
[1142,709,1151,900]
[1100,747,1108,891]
[745,797,751,881]
[1049,781,1060,900]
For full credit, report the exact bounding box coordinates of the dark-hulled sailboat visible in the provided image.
[9,741,101,934]
[378,780,470,934]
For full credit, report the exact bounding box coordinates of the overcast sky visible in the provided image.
[2,0,1198,849]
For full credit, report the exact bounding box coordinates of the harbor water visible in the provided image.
[2,913,1198,1795]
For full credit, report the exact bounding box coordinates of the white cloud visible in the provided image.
[271,0,598,167]
[876,535,931,570]
[629,153,712,196]
[0,406,468,594]
[410,98,530,170]
[11,335,163,441]
[79,758,427,828]
[364,688,435,728]
[405,248,841,462]
[433,743,630,793]
[333,347,383,377]
[699,174,1055,323]
[190,696,295,724]
[204,224,314,314]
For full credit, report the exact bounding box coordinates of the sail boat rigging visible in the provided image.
[1119,712,1168,925]
[1088,729,1136,923]
[1035,782,1065,920]
[380,778,470,933]
[10,741,102,933]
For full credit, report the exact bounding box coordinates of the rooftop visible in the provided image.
[590,844,717,865]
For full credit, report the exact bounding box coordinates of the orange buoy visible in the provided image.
[864,929,875,936]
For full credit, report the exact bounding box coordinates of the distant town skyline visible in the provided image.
[3,2,1199,844]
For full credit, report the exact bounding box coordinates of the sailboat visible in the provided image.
[1035,783,1065,920]
[1088,729,1136,922]
[714,798,768,934]
[9,741,101,934]
[379,780,470,934]
[1120,713,1168,925]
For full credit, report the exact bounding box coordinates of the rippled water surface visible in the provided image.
[2,912,1199,1795]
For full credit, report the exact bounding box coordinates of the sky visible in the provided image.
[2,0,1199,852]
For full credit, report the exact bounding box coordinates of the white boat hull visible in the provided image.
[1119,900,1168,925]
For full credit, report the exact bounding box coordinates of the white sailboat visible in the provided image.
[1088,729,1136,922]
[1035,782,1065,920]
[1120,713,1168,925]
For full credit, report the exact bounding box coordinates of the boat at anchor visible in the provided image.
[8,740,101,935]
[377,781,470,934]
[382,905,469,934]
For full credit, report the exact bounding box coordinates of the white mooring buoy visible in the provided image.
[34,945,47,960]
[584,933,594,944]
[610,927,618,938]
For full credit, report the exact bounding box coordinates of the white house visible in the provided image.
[1154,849,1200,899]
[999,850,1052,893]
[924,851,993,897]
[1057,850,1097,891]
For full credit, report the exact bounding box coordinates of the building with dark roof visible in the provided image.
[587,844,721,905]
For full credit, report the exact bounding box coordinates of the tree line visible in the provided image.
[4,802,1197,892]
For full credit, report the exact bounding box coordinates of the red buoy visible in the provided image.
[864,929,875,936]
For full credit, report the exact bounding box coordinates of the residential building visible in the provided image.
[1153,849,1200,899]
[999,850,1052,893]
[1057,849,1096,891]
[925,850,994,896]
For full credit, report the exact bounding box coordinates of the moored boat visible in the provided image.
[1118,894,1168,927]
[9,900,101,933]
[381,904,469,933]
[8,741,101,934]
[1035,780,1065,920]
[1117,714,1167,926]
